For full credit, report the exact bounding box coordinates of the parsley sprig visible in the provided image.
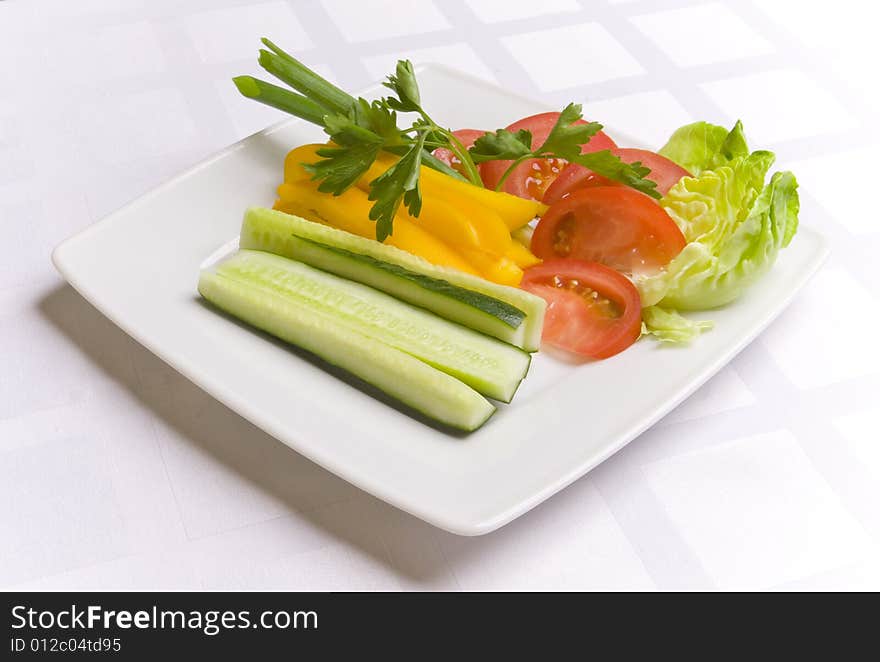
[234,39,660,241]
[381,61,484,188]
[470,103,658,196]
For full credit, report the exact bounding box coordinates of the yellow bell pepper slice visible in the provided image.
[274,181,481,277]
[283,145,513,256]
[283,143,325,184]
[504,239,541,268]
[277,144,540,283]
[457,248,524,287]
[359,178,512,256]
[375,152,546,231]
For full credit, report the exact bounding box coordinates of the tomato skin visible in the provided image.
[614,149,691,195]
[480,112,617,201]
[543,148,691,205]
[432,129,485,176]
[521,259,642,359]
[531,186,687,273]
[541,163,606,205]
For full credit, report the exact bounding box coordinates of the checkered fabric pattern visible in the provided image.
[1,0,878,590]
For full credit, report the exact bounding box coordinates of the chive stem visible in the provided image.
[259,38,353,114]
[232,76,327,126]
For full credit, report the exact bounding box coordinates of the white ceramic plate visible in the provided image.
[53,65,828,535]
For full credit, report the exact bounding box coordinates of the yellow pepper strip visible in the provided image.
[275,181,482,277]
[457,248,524,287]
[511,224,535,248]
[283,145,514,256]
[358,156,513,253]
[277,144,539,282]
[283,143,326,184]
[375,152,547,231]
[359,175,512,255]
[504,239,542,268]
[287,145,544,230]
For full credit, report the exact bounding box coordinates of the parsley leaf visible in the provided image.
[383,60,422,113]
[350,98,401,144]
[366,135,425,241]
[306,111,384,194]
[322,112,383,147]
[537,104,659,198]
[467,102,660,198]
[307,102,398,197]
[536,103,602,156]
[569,150,657,197]
[469,129,533,163]
[304,142,382,195]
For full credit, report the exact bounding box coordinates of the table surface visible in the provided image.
[2,0,879,591]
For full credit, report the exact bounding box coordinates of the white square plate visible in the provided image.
[53,65,829,535]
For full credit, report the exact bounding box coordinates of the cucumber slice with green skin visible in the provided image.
[240,207,546,351]
[248,234,530,344]
[199,269,495,432]
[208,250,531,402]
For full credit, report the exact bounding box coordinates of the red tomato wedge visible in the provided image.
[480,112,617,202]
[432,129,486,177]
[543,148,691,205]
[531,186,687,273]
[521,259,642,359]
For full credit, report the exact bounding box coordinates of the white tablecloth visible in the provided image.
[2,0,878,591]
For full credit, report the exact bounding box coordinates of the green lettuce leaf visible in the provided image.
[635,151,774,307]
[659,120,749,175]
[641,307,714,343]
[638,169,799,311]
[641,119,800,342]
[662,150,774,252]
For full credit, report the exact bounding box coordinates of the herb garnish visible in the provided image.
[235,38,659,241]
